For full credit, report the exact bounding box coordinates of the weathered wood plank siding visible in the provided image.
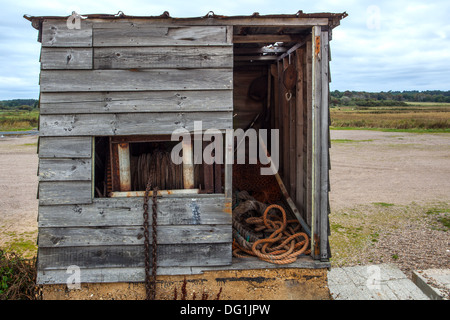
[41,20,93,47]
[37,196,232,282]
[37,20,233,283]
[38,181,92,205]
[94,46,233,69]
[39,91,233,114]
[39,112,232,136]
[38,158,91,181]
[92,26,228,46]
[38,137,92,158]
[39,69,232,92]
[40,48,93,69]
[38,197,231,227]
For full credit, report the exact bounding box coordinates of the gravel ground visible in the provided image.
[0,131,448,280]
[329,130,450,280]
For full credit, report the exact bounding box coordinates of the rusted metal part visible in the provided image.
[109,189,199,197]
[111,135,172,144]
[117,142,131,192]
[143,177,158,300]
[315,36,321,58]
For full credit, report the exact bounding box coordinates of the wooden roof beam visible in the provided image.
[234,47,288,54]
[233,34,302,44]
[234,55,278,61]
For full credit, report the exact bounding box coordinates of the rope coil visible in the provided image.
[232,192,310,264]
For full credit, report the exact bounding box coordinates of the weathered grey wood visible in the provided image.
[39,181,92,205]
[90,18,329,28]
[38,196,231,227]
[94,46,232,69]
[39,137,92,158]
[38,225,231,247]
[311,26,322,259]
[320,30,330,261]
[224,129,233,200]
[40,47,93,69]
[40,69,233,92]
[38,158,91,181]
[39,91,233,114]
[36,254,329,284]
[37,255,328,284]
[93,26,228,46]
[39,112,233,136]
[42,20,92,47]
[37,267,192,284]
[38,243,231,270]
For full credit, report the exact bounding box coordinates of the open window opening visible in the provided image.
[94,135,224,198]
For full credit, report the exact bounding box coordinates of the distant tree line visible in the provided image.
[0,99,38,111]
[331,90,450,107]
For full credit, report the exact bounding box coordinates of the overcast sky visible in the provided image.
[0,0,449,99]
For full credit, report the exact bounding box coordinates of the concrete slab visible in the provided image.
[328,264,429,300]
[412,269,450,300]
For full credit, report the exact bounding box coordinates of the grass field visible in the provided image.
[330,102,450,133]
[1,103,450,133]
[0,110,39,131]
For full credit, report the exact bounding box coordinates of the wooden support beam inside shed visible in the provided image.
[234,55,278,61]
[233,34,302,43]
[182,140,194,189]
[117,142,131,191]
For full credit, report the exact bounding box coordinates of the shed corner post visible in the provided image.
[310,25,331,262]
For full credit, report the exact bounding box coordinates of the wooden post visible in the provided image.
[305,39,313,227]
[224,129,233,199]
[281,58,290,190]
[203,141,214,193]
[295,48,305,214]
[182,139,194,189]
[311,25,322,259]
[117,142,131,192]
[320,30,330,261]
[271,64,279,132]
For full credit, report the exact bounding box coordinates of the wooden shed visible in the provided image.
[25,11,347,289]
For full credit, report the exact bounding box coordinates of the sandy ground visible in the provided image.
[0,135,38,253]
[0,131,449,263]
[329,130,450,209]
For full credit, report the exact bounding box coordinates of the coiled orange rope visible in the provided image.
[233,204,310,264]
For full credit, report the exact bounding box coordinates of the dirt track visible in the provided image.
[0,135,38,255]
[0,131,449,260]
[329,130,450,209]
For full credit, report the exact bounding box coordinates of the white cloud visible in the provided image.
[1,0,449,98]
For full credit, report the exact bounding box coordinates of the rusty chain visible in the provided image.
[143,177,158,300]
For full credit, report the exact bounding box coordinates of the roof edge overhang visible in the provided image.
[24,10,348,30]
